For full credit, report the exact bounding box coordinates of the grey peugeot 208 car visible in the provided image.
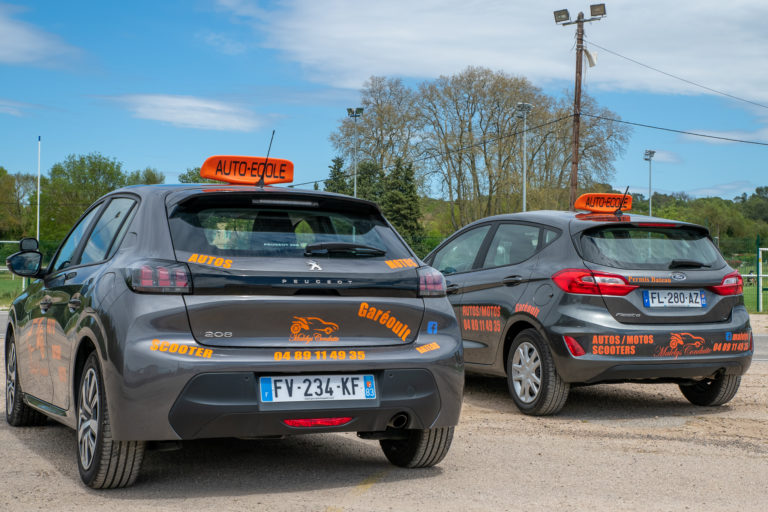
[4,162,463,488]
[424,194,752,416]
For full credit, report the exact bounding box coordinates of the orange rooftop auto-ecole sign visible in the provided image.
[201,155,294,185]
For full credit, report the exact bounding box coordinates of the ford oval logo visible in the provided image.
[671,272,686,281]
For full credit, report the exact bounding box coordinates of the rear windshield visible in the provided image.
[168,195,412,260]
[579,225,725,270]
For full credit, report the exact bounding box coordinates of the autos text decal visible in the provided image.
[385,258,418,269]
[358,302,411,341]
[289,316,340,343]
[514,303,540,317]
[654,333,711,358]
[416,342,440,354]
[151,339,213,358]
[461,305,501,333]
[591,334,654,355]
[188,253,232,268]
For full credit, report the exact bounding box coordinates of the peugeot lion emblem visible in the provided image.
[671,272,686,281]
[306,260,322,271]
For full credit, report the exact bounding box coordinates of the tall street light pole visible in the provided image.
[347,107,364,197]
[644,149,656,216]
[516,102,533,212]
[554,4,606,210]
[36,136,41,241]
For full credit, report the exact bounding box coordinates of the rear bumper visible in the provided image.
[546,305,753,384]
[106,333,463,441]
[168,369,443,439]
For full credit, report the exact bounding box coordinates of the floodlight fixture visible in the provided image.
[644,149,655,161]
[590,4,606,17]
[554,9,571,23]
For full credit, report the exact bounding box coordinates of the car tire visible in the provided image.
[506,328,569,416]
[380,426,454,468]
[77,352,145,489]
[5,334,47,427]
[678,373,741,406]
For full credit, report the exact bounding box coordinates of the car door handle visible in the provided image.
[68,298,82,311]
[446,283,460,294]
[503,275,524,286]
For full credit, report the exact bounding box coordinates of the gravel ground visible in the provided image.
[1,312,767,511]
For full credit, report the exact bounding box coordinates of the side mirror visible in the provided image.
[6,251,43,277]
[20,237,39,251]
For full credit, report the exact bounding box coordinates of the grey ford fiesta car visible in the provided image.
[424,194,752,416]
[4,159,463,488]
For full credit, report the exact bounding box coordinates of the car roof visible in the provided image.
[103,183,382,211]
[458,210,708,233]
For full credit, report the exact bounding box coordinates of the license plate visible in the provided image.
[643,290,707,308]
[259,374,376,403]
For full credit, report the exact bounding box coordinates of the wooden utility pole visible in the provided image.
[569,12,585,211]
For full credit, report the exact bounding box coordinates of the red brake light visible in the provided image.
[283,417,352,428]
[563,336,586,357]
[708,271,743,296]
[552,268,638,296]
[418,266,446,297]
[129,260,192,294]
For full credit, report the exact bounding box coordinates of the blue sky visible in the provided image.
[2,0,767,200]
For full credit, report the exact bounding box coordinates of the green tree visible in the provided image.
[178,167,217,184]
[324,157,352,195]
[42,153,127,240]
[126,167,165,185]
[381,159,425,245]
[355,161,385,202]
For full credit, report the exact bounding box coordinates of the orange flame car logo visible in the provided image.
[289,316,340,343]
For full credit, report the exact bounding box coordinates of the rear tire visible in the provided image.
[6,334,47,426]
[380,427,454,468]
[679,373,741,406]
[506,328,569,416]
[77,352,145,489]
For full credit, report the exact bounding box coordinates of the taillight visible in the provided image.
[128,260,192,294]
[563,336,586,357]
[418,266,446,297]
[283,417,352,428]
[552,268,638,296]
[707,271,743,296]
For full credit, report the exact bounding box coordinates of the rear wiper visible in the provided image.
[669,259,711,269]
[304,242,386,257]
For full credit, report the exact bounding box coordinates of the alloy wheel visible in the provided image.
[511,341,541,403]
[6,342,17,413]
[78,368,100,470]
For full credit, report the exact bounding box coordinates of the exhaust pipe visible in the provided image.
[387,413,409,429]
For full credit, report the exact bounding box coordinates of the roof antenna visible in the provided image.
[614,186,630,217]
[255,129,275,188]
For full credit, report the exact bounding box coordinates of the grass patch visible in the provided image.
[0,272,26,308]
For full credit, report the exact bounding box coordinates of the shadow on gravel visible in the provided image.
[463,374,730,421]
[6,419,440,497]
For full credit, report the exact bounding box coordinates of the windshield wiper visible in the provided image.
[669,259,711,269]
[304,242,386,257]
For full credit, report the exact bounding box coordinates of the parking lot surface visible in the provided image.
[2,311,767,511]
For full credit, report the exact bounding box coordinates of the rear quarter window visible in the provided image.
[579,225,725,270]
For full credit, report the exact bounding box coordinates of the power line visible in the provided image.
[581,113,768,146]
[585,39,768,111]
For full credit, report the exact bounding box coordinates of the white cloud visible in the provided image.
[214,0,768,107]
[0,98,28,116]
[650,150,682,164]
[0,3,79,66]
[197,31,247,55]
[682,127,768,145]
[689,181,756,198]
[113,94,261,131]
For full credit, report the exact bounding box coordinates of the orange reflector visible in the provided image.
[201,155,294,185]
[574,193,632,213]
[564,336,586,357]
[283,417,352,428]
